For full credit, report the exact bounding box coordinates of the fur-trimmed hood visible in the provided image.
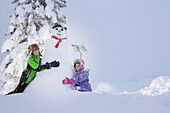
[74,59,85,72]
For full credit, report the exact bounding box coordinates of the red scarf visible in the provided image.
[51,35,67,48]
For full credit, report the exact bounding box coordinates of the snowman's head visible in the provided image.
[50,23,67,38]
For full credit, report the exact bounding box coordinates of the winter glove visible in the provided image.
[62,77,74,85]
[50,60,60,67]
[45,62,51,69]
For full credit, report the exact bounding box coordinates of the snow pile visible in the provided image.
[94,82,119,94]
[139,76,170,96]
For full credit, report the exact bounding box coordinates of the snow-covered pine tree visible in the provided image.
[0,0,67,94]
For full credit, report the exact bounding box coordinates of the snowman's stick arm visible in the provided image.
[80,51,82,59]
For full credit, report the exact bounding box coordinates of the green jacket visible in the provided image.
[25,54,47,84]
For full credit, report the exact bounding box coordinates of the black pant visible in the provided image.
[6,70,30,95]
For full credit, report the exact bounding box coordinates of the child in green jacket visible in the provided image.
[6,44,60,95]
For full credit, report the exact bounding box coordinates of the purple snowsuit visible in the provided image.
[72,70,92,92]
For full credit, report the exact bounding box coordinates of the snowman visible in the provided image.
[25,23,74,92]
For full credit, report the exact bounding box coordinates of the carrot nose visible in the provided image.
[59,30,61,33]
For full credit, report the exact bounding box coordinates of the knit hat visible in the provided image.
[52,23,67,30]
[28,44,39,51]
[28,44,39,55]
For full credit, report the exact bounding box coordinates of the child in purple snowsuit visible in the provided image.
[62,59,92,92]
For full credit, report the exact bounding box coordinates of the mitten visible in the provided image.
[45,62,51,69]
[50,60,60,67]
[62,77,74,85]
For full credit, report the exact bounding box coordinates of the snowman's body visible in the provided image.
[25,24,73,93]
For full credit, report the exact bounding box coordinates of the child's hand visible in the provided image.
[62,77,74,85]
[45,62,51,69]
[50,60,60,67]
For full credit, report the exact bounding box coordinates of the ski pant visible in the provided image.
[73,80,92,92]
[79,80,92,92]
[6,70,31,95]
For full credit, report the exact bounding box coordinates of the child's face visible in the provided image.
[75,63,80,72]
[33,49,39,55]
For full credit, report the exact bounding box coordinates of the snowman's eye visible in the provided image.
[55,28,58,30]
[61,28,63,31]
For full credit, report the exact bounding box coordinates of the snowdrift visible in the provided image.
[139,76,170,96]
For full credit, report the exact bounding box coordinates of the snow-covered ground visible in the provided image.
[0,0,170,113]
[0,90,170,113]
[0,77,170,113]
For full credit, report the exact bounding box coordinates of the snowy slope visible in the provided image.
[1,91,170,113]
[1,76,170,113]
